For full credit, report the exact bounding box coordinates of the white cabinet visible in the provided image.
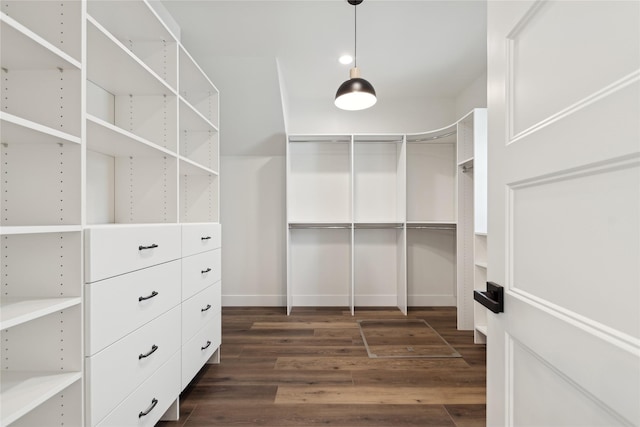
[286,110,487,329]
[179,223,222,391]
[1,1,83,425]
[82,0,222,424]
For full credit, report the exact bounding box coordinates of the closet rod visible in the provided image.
[355,226,404,229]
[407,130,457,143]
[462,165,474,173]
[289,225,352,229]
[288,139,350,144]
[407,226,456,230]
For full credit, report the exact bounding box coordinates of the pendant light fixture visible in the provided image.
[335,0,377,111]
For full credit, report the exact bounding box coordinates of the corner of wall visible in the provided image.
[275,58,290,135]
[455,71,488,118]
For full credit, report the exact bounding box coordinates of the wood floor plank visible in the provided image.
[351,368,485,388]
[251,321,359,330]
[445,404,487,427]
[241,345,368,357]
[275,355,472,371]
[180,403,457,427]
[275,385,486,405]
[195,366,354,386]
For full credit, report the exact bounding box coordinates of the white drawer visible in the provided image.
[96,351,180,427]
[182,282,221,344]
[182,249,221,301]
[182,223,221,257]
[85,260,181,355]
[181,318,221,390]
[85,224,181,282]
[86,306,181,426]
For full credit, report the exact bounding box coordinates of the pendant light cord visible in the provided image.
[354,2,357,68]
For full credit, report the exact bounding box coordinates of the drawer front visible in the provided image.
[85,225,181,283]
[87,307,181,426]
[181,318,221,390]
[85,260,181,355]
[182,249,221,301]
[182,223,221,257]
[96,351,180,427]
[182,282,221,344]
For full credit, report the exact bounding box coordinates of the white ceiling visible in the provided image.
[161,0,487,155]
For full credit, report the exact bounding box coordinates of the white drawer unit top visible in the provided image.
[86,306,181,426]
[84,224,181,283]
[95,351,181,427]
[181,317,221,391]
[181,282,221,344]
[181,249,221,301]
[85,260,181,355]
[182,223,221,257]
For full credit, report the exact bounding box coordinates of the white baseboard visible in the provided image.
[354,294,398,307]
[222,294,286,306]
[292,295,350,307]
[408,295,456,307]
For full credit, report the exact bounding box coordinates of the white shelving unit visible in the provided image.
[83,1,221,425]
[1,1,84,424]
[406,126,457,308]
[286,110,487,326]
[455,108,488,337]
[2,0,221,425]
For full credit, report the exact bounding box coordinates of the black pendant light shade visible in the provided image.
[335,0,377,111]
[335,67,377,110]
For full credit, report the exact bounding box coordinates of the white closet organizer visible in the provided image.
[83,1,221,426]
[286,109,487,326]
[1,0,83,425]
[455,110,489,343]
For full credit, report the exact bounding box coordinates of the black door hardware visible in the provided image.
[473,282,504,313]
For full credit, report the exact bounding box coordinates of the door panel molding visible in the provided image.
[506,333,634,427]
[506,0,640,139]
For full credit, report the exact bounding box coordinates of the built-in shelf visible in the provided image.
[1,12,81,71]
[180,157,218,176]
[86,16,175,96]
[475,261,488,269]
[180,98,218,132]
[0,371,82,427]
[475,324,487,336]
[0,297,81,330]
[354,222,404,229]
[0,225,82,236]
[289,222,352,229]
[87,114,176,158]
[0,113,81,146]
[406,221,456,229]
[458,157,474,168]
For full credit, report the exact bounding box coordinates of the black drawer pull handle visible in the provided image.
[473,282,504,314]
[139,243,158,251]
[201,267,212,274]
[201,304,212,312]
[138,398,158,418]
[201,236,212,240]
[138,291,158,302]
[201,340,212,350]
[138,344,158,360]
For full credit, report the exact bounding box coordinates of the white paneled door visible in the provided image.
[486,1,639,426]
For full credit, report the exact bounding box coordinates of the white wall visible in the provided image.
[287,96,456,135]
[221,155,287,306]
[455,71,487,118]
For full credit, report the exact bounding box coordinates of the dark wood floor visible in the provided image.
[159,306,486,427]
